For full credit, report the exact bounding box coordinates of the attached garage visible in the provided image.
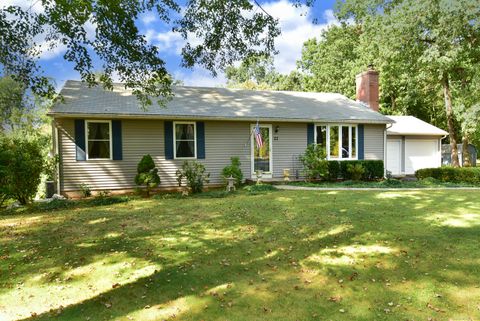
[386,116,447,176]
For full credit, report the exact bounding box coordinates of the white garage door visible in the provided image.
[387,140,402,176]
[405,140,440,174]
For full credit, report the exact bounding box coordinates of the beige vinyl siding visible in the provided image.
[364,124,385,160]
[271,123,306,178]
[57,119,158,191]
[56,118,386,192]
[57,119,309,192]
[57,118,254,192]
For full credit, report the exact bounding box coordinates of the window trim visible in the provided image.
[173,121,197,159]
[314,124,358,160]
[85,120,112,161]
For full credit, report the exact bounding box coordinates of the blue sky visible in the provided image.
[6,0,338,91]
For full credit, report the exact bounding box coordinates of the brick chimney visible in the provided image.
[356,65,379,111]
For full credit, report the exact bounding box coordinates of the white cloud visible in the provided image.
[3,1,98,61]
[140,12,157,25]
[36,19,97,60]
[261,1,338,74]
[2,0,44,14]
[145,29,185,54]
[174,67,226,87]
[36,39,67,60]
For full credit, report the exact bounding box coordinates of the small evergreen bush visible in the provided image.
[300,144,329,181]
[221,157,244,185]
[134,155,160,196]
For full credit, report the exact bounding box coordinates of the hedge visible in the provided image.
[415,167,480,184]
[328,160,384,181]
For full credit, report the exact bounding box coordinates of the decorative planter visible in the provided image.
[45,180,55,198]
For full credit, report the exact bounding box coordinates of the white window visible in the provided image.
[315,124,357,160]
[174,121,196,159]
[86,120,111,160]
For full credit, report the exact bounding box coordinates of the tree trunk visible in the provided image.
[391,95,396,111]
[462,136,471,167]
[442,75,460,167]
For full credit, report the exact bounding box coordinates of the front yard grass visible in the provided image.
[1,189,480,320]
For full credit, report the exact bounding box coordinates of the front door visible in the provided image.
[251,124,272,178]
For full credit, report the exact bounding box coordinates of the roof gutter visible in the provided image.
[47,112,394,125]
[387,131,449,136]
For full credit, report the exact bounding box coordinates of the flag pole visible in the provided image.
[244,118,259,148]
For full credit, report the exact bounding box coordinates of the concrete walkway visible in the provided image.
[275,185,480,191]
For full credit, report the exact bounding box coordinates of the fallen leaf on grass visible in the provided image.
[328,296,342,302]
[426,303,445,313]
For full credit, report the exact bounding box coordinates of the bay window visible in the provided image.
[315,124,358,160]
[329,125,339,158]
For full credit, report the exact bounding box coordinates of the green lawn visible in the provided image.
[1,190,480,321]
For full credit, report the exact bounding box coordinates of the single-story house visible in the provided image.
[48,69,446,196]
[386,116,448,176]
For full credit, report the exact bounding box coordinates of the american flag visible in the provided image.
[254,123,263,149]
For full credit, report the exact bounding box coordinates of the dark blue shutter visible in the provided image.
[307,123,314,145]
[164,121,174,159]
[112,120,122,160]
[358,124,365,160]
[196,122,205,159]
[74,119,86,161]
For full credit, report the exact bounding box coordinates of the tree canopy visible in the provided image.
[0,76,49,133]
[225,55,305,91]
[228,0,480,165]
[298,23,363,98]
[336,0,480,166]
[0,0,301,105]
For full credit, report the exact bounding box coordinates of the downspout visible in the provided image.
[384,123,393,177]
[54,120,61,195]
[440,134,447,166]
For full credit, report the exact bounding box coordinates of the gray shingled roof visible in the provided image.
[49,80,393,124]
[387,116,448,136]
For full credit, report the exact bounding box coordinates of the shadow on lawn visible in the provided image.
[1,190,479,320]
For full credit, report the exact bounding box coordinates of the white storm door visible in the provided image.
[251,124,273,178]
